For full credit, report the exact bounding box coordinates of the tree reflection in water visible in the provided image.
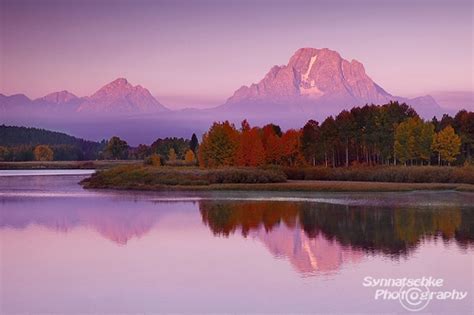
[1,197,472,275]
[200,201,473,256]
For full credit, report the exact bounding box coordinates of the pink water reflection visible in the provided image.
[1,183,473,313]
[251,225,364,275]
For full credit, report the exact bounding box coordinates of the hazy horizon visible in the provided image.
[1,0,473,109]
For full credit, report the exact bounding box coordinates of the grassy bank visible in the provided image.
[181,181,474,192]
[0,160,139,170]
[80,165,474,192]
[283,165,474,184]
[80,165,287,189]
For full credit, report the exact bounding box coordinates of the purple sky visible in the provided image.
[1,0,472,109]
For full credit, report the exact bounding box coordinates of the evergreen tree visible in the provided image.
[106,136,129,160]
[190,133,199,154]
[335,110,356,167]
[301,120,320,166]
[320,116,338,167]
[453,110,474,162]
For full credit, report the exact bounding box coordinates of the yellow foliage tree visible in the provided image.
[34,145,54,161]
[184,149,196,164]
[198,121,239,167]
[394,117,434,165]
[432,125,461,165]
[144,153,161,166]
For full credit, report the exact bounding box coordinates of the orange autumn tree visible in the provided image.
[281,129,304,166]
[235,120,265,166]
[261,124,283,165]
[198,121,239,167]
[199,120,305,168]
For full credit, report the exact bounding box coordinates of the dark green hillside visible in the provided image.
[0,125,105,160]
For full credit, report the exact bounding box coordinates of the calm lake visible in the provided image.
[0,170,473,314]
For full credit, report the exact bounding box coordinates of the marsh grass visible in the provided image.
[79,164,474,192]
[80,165,287,189]
[283,165,474,184]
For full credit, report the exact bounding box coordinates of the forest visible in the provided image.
[197,102,473,168]
[0,125,105,161]
[1,102,473,168]
[0,125,198,163]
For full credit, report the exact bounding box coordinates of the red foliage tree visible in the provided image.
[235,121,266,166]
[281,129,304,166]
[261,124,283,165]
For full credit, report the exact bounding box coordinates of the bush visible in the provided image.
[207,168,286,184]
[282,165,474,184]
[81,165,287,189]
[144,154,162,166]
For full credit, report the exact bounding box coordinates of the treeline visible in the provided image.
[2,103,472,167]
[0,125,105,161]
[197,102,473,168]
[103,134,200,165]
[0,124,201,163]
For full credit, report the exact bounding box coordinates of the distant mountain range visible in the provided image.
[0,78,167,116]
[0,47,465,144]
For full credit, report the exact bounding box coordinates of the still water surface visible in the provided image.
[0,170,473,313]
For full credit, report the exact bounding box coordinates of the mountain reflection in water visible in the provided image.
[2,198,472,275]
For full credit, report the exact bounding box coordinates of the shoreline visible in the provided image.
[0,160,138,170]
[2,162,473,193]
[81,180,474,193]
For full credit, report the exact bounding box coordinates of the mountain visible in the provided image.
[0,78,168,117]
[37,90,79,104]
[221,47,443,119]
[0,93,31,114]
[77,78,168,114]
[0,49,455,144]
[430,91,474,111]
[0,93,31,106]
[226,48,390,105]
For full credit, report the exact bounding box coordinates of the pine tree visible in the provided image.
[336,110,356,167]
[301,120,320,166]
[190,133,199,154]
[106,136,129,160]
